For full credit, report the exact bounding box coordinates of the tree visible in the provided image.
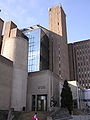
[61,80,73,114]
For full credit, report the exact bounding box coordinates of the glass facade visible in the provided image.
[25,29,40,72]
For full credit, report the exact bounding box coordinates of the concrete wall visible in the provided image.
[85,89,90,106]
[0,18,4,52]
[27,70,60,111]
[68,81,78,100]
[1,21,28,111]
[0,55,13,110]
[1,21,17,55]
[68,81,85,109]
[2,37,28,111]
[68,44,75,80]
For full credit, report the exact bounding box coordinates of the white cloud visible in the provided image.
[23,17,38,27]
[0,0,42,29]
[7,0,15,4]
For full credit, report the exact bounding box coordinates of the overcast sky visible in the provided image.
[0,0,90,43]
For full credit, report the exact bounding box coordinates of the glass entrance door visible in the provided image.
[37,95,47,111]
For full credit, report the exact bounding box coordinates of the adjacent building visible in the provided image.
[68,81,85,110]
[68,40,90,89]
[84,89,90,107]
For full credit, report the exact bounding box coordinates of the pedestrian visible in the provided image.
[33,112,38,120]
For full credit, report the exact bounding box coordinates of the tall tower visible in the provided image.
[1,21,28,111]
[49,5,70,80]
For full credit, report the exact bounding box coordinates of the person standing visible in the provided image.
[33,113,37,120]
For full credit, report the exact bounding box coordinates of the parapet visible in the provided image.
[10,27,28,41]
[0,54,13,66]
[1,21,28,54]
[4,21,17,38]
[3,21,28,40]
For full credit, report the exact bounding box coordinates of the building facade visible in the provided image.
[27,70,60,111]
[68,81,85,109]
[68,40,90,89]
[1,21,28,111]
[22,5,70,80]
[0,4,90,112]
[49,5,70,80]
[22,25,49,72]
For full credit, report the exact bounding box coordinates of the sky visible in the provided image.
[0,0,90,43]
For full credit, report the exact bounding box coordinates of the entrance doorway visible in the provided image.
[37,95,47,111]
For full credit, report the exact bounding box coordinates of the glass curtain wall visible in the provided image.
[25,29,40,72]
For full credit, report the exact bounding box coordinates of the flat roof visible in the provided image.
[21,24,49,33]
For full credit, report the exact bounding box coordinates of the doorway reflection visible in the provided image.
[37,95,47,111]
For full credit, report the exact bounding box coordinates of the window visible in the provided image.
[86,86,88,89]
[85,74,86,78]
[79,74,81,78]
[25,29,40,72]
[32,95,36,111]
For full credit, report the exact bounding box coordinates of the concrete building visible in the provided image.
[84,89,90,107]
[27,70,60,111]
[68,81,85,110]
[1,21,28,111]
[49,5,70,80]
[68,40,90,89]
[0,4,90,112]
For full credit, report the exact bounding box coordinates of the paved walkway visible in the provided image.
[70,115,90,120]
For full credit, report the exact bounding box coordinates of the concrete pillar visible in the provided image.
[1,21,17,55]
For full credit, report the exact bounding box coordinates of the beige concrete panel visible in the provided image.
[0,55,13,110]
[2,37,28,111]
[11,68,27,110]
[1,21,17,55]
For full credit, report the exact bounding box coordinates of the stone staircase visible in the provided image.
[0,110,21,120]
[0,110,8,120]
[18,111,47,120]
[47,107,72,120]
[0,108,71,120]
